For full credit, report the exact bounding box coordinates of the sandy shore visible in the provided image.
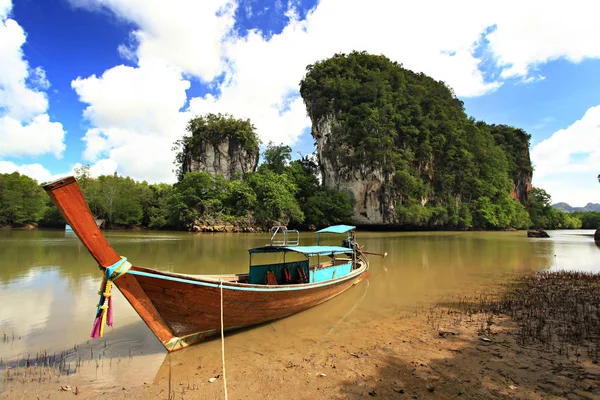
[3,272,600,399]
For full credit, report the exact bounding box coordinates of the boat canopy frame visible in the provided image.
[248,225,358,273]
[269,226,299,246]
[315,224,356,245]
[248,245,353,256]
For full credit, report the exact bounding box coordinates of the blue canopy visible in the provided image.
[315,225,356,234]
[249,245,352,256]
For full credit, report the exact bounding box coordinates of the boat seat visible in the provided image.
[282,266,292,284]
[297,267,308,283]
[266,270,278,285]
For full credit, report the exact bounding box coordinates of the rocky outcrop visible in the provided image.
[595,228,600,243]
[313,114,394,224]
[190,216,264,233]
[181,138,258,180]
[527,229,550,238]
[511,169,533,204]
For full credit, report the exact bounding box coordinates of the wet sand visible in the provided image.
[4,272,600,400]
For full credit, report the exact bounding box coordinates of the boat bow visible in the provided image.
[43,176,120,268]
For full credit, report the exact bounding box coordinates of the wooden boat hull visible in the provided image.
[118,265,367,351]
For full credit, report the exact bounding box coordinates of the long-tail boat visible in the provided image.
[43,176,370,352]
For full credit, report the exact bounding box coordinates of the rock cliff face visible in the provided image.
[311,113,533,226]
[489,125,533,205]
[181,137,258,180]
[313,114,394,224]
[511,170,533,204]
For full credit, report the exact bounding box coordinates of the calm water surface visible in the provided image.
[0,229,598,390]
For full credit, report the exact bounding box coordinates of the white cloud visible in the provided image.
[71,62,192,182]
[532,105,600,178]
[69,0,236,82]
[531,105,600,205]
[29,66,51,90]
[72,63,189,135]
[0,114,65,157]
[68,0,600,184]
[534,175,600,207]
[0,0,10,20]
[187,0,495,148]
[0,159,117,185]
[0,160,60,183]
[487,0,600,79]
[0,18,47,120]
[0,1,66,158]
[72,159,119,177]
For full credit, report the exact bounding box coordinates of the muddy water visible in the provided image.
[0,229,598,392]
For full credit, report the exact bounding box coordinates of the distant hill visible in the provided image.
[552,202,600,213]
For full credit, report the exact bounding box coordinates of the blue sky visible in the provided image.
[1,0,600,206]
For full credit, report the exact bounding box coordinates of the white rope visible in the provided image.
[219,280,228,400]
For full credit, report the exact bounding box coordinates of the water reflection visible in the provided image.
[1,228,598,391]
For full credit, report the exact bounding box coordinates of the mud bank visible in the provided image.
[3,271,600,399]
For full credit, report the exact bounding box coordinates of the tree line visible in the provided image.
[0,140,355,230]
[0,149,594,231]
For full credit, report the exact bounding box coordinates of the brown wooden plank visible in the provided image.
[43,176,120,267]
[114,273,175,345]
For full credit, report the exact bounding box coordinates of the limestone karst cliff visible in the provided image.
[300,51,533,227]
[311,113,395,224]
[175,113,259,180]
[180,136,258,179]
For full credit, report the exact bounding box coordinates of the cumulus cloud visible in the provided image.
[0,160,60,183]
[71,62,192,182]
[0,0,10,20]
[69,0,236,82]
[486,0,600,79]
[69,0,600,183]
[72,159,119,178]
[0,159,117,185]
[72,63,189,135]
[0,1,66,159]
[0,115,65,157]
[532,105,600,178]
[531,105,600,205]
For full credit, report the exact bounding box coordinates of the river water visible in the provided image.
[0,229,598,391]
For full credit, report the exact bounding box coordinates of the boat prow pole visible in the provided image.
[43,176,120,268]
[361,250,387,257]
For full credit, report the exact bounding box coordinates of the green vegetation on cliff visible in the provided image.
[300,51,535,229]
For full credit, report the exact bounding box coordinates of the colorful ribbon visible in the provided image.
[90,257,132,339]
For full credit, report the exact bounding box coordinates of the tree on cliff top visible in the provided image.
[261,141,292,175]
[174,113,260,181]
